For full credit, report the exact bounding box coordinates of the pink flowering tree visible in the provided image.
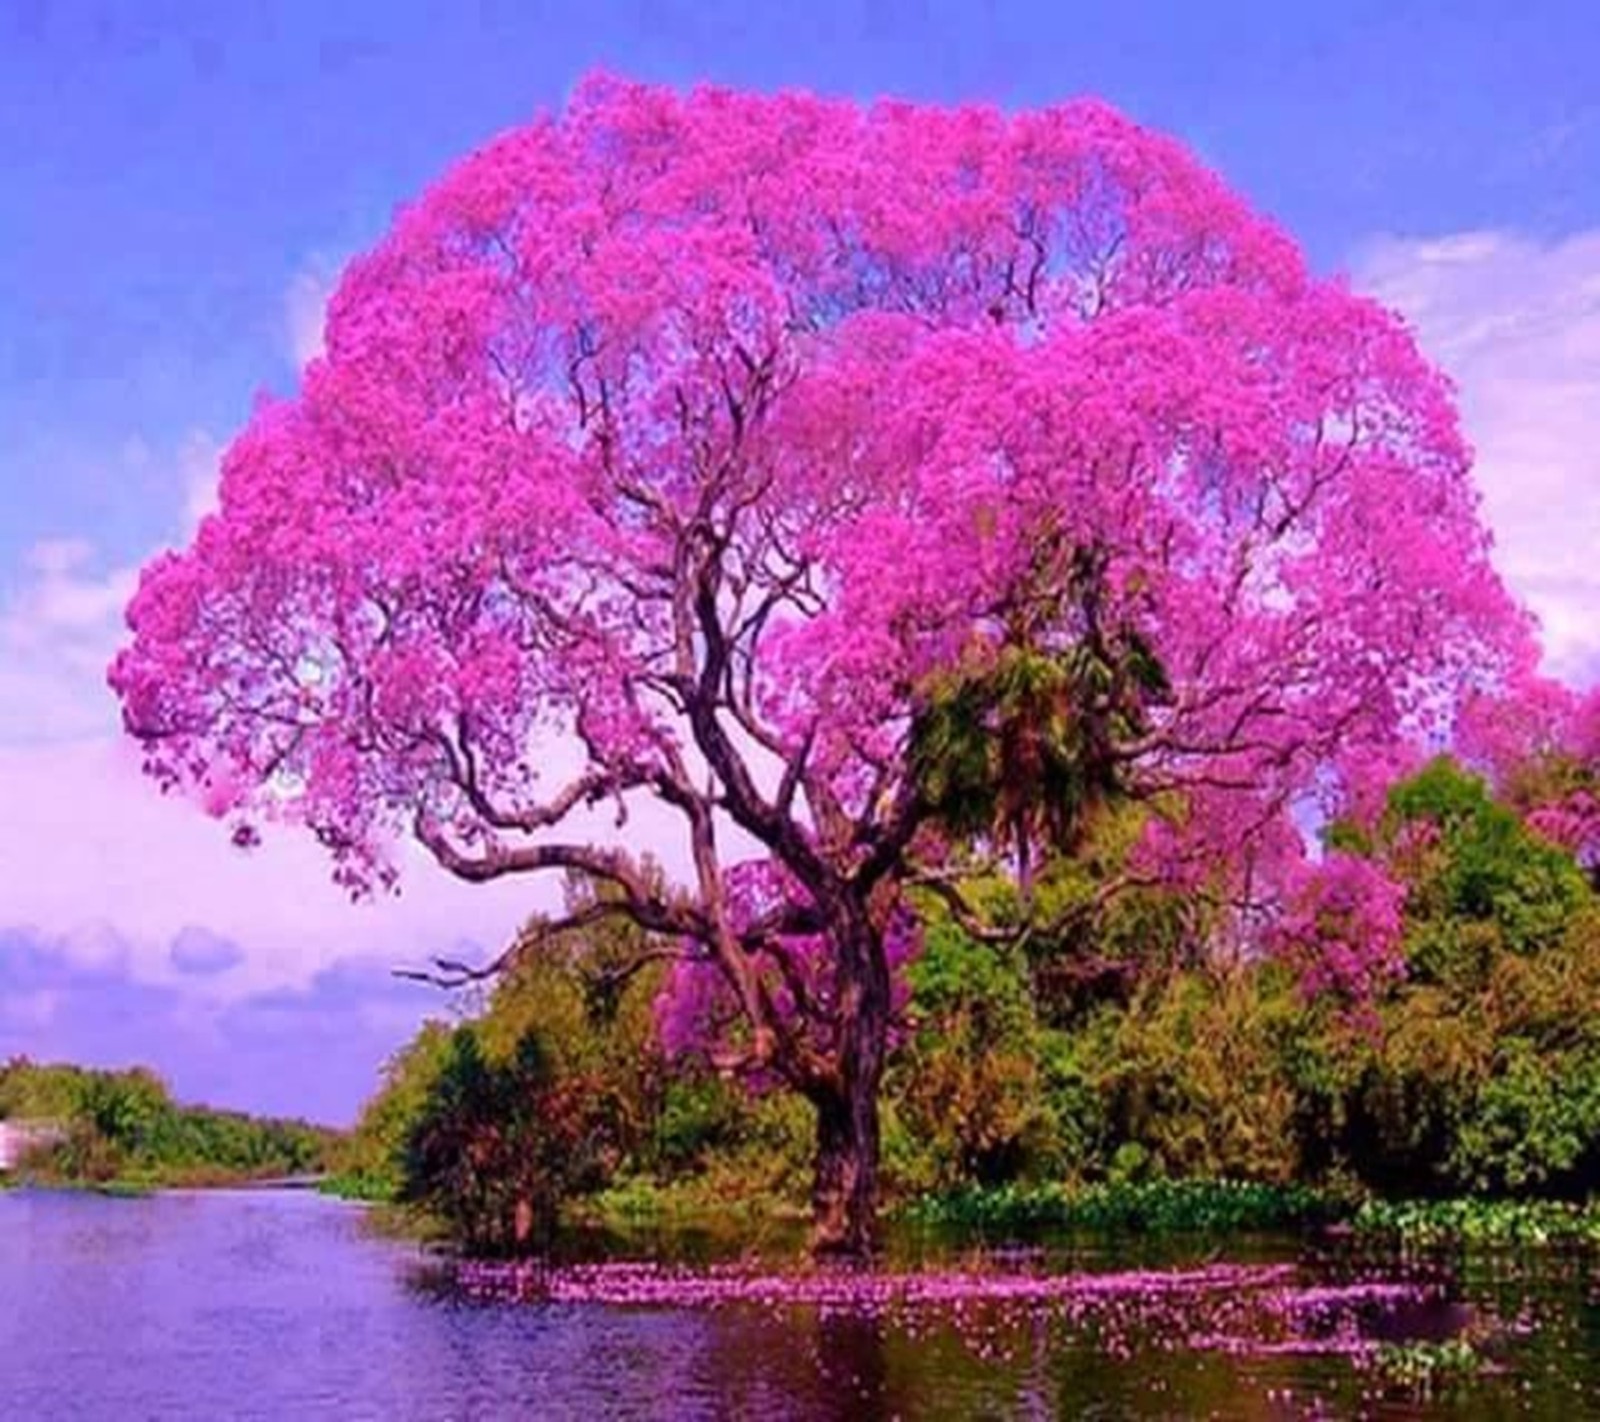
[1463,674,1600,883]
[1271,851,1408,1008]
[112,77,1527,1254]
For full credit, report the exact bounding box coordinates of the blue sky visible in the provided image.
[2,2,1598,1123]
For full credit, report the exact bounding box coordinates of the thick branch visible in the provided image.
[906,865,1145,949]
[413,815,709,940]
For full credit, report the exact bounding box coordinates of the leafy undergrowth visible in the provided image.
[900,1179,1349,1233]
[573,1175,808,1228]
[0,1172,160,1197]
[899,1179,1600,1250]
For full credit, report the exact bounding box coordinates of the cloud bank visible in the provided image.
[284,258,336,370]
[1355,227,1600,683]
[0,927,458,1124]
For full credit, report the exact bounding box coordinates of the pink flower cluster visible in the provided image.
[450,1254,1455,1367]
[1273,851,1408,1003]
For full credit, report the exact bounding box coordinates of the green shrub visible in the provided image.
[888,921,1061,1189]
[399,1027,617,1255]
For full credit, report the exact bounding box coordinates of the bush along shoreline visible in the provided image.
[896,1180,1600,1249]
[898,1179,1350,1233]
[315,760,1600,1260]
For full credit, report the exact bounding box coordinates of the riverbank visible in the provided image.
[1,1059,342,1195]
[4,1166,331,1197]
[314,1170,1600,1258]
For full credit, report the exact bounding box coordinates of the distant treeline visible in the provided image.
[0,1058,340,1188]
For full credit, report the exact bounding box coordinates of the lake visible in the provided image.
[2,1188,1596,1418]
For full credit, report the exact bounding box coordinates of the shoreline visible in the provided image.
[10,1173,1596,1254]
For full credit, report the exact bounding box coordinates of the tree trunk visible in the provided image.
[808,922,891,1259]
[810,1073,882,1258]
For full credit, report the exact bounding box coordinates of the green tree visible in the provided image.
[399,1027,614,1254]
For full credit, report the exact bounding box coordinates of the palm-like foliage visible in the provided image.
[909,546,1170,893]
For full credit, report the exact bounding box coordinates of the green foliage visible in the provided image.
[326,1022,454,1201]
[1020,798,1198,1027]
[1388,756,1591,966]
[397,1026,617,1254]
[317,1170,397,1204]
[891,759,1600,1204]
[1453,1042,1600,1193]
[652,1078,746,1173]
[0,1057,86,1119]
[346,756,1600,1246]
[1339,907,1600,1197]
[890,921,1056,1188]
[1373,1339,1486,1392]
[1035,1029,1109,1176]
[694,1090,815,1202]
[341,883,820,1249]
[1354,1196,1600,1247]
[1285,759,1600,1197]
[908,588,1171,886]
[476,935,664,1167]
[1091,965,1314,1184]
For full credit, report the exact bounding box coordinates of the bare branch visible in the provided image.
[394,900,693,990]
[433,720,621,836]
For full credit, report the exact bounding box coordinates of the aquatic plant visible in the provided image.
[1371,1338,1487,1396]
[1354,1197,1600,1248]
[901,1178,1343,1233]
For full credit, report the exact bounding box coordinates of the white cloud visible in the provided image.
[12,538,132,630]
[0,538,136,742]
[0,732,711,1001]
[0,737,542,997]
[285,260,335,369]
[1354,227,1600,682]
[0,428,232,742]
[0,430,224,744]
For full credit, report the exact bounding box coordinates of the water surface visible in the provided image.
[2,1188,1596,1418]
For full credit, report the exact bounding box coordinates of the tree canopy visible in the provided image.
[111,77,1531,1252]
